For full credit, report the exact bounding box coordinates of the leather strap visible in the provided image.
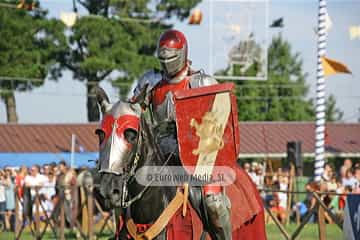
[126,189,186,240]
[127,218,144,240]
[182,183,189,217]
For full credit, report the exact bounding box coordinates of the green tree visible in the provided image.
[220,35,342,121]
[231,35,314,121]
[61,0,200,122]
[0,5,66,122]
[326,94,343,121]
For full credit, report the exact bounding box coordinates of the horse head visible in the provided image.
[95,86,140,206]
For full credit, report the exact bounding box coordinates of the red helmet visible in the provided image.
[157,29,188,77]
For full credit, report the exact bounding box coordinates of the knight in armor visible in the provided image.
[131,29,232,240]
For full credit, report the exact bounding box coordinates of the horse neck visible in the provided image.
[126,134,177,223]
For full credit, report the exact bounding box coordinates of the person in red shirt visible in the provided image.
[270,193,286,224]
[339,186,352,209]
[15,166,27,199]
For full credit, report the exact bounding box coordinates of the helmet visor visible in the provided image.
[158,46,186,77]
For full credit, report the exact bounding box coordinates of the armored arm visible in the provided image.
[130,70,162,108]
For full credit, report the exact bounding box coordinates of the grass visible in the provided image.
[266,223,343,240]
[0,230,114,239]
[0,223,343,239]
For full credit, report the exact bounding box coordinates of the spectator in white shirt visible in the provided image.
[44,169,56,203]
[342,168,357,188]
[0,170,6,216]
[24,165,48,198]
[249,162,259,183]
[278,175,288,209]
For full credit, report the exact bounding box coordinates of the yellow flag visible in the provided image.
[321,57,352,77]
[188,9,202,25]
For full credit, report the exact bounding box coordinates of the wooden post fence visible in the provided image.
[11,185,348,239]
[87,190,94,240]
[15,188,20,237]
[262,188,344,240]
[59,195,65,240]
[34,189,40,240]
[12,184,113,240]
[80,186,89,235]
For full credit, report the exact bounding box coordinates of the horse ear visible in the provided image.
[95,86,111,114]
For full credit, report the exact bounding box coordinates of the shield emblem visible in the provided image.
[173,83,240,175]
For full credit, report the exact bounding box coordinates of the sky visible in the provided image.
[0,0,359,123]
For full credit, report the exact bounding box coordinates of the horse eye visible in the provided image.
[95,129,105,145]
[124,129,138,145]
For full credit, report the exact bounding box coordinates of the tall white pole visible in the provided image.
[314,0,327,182]
[71,134,76,168]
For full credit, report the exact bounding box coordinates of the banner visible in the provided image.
[343,194,360,240]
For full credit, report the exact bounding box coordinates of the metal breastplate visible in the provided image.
[151,91,177,141]
[151,86,180,156]
[151,78,187,155]
[153,91,176,123]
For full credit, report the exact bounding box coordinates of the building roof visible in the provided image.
[239,122,360,158]
[0,123,98,153]
[0,122,359,158]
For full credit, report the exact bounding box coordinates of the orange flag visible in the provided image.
[321,57,352,77]
[188,9,202,25]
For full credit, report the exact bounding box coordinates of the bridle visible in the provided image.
[119,115,174,208]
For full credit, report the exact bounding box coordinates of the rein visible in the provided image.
[120,116,174,209]
[121,151,174,208]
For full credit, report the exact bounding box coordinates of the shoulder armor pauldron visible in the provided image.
[131,69,163,105]
[189,70,218,88]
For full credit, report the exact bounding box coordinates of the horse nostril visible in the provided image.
[112,189,120,195]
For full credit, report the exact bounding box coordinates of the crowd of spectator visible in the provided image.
[243,162,291,224]
[0,158,359,231]
[243,158,360,224]
[318,159,360,223]
[0,161,72,231]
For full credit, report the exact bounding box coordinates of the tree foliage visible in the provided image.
[0,5,66,122]
[326,94,343,121]
[61,0,200,122]
[220,35,342,122]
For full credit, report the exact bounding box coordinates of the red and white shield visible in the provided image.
[173,83,240,175]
